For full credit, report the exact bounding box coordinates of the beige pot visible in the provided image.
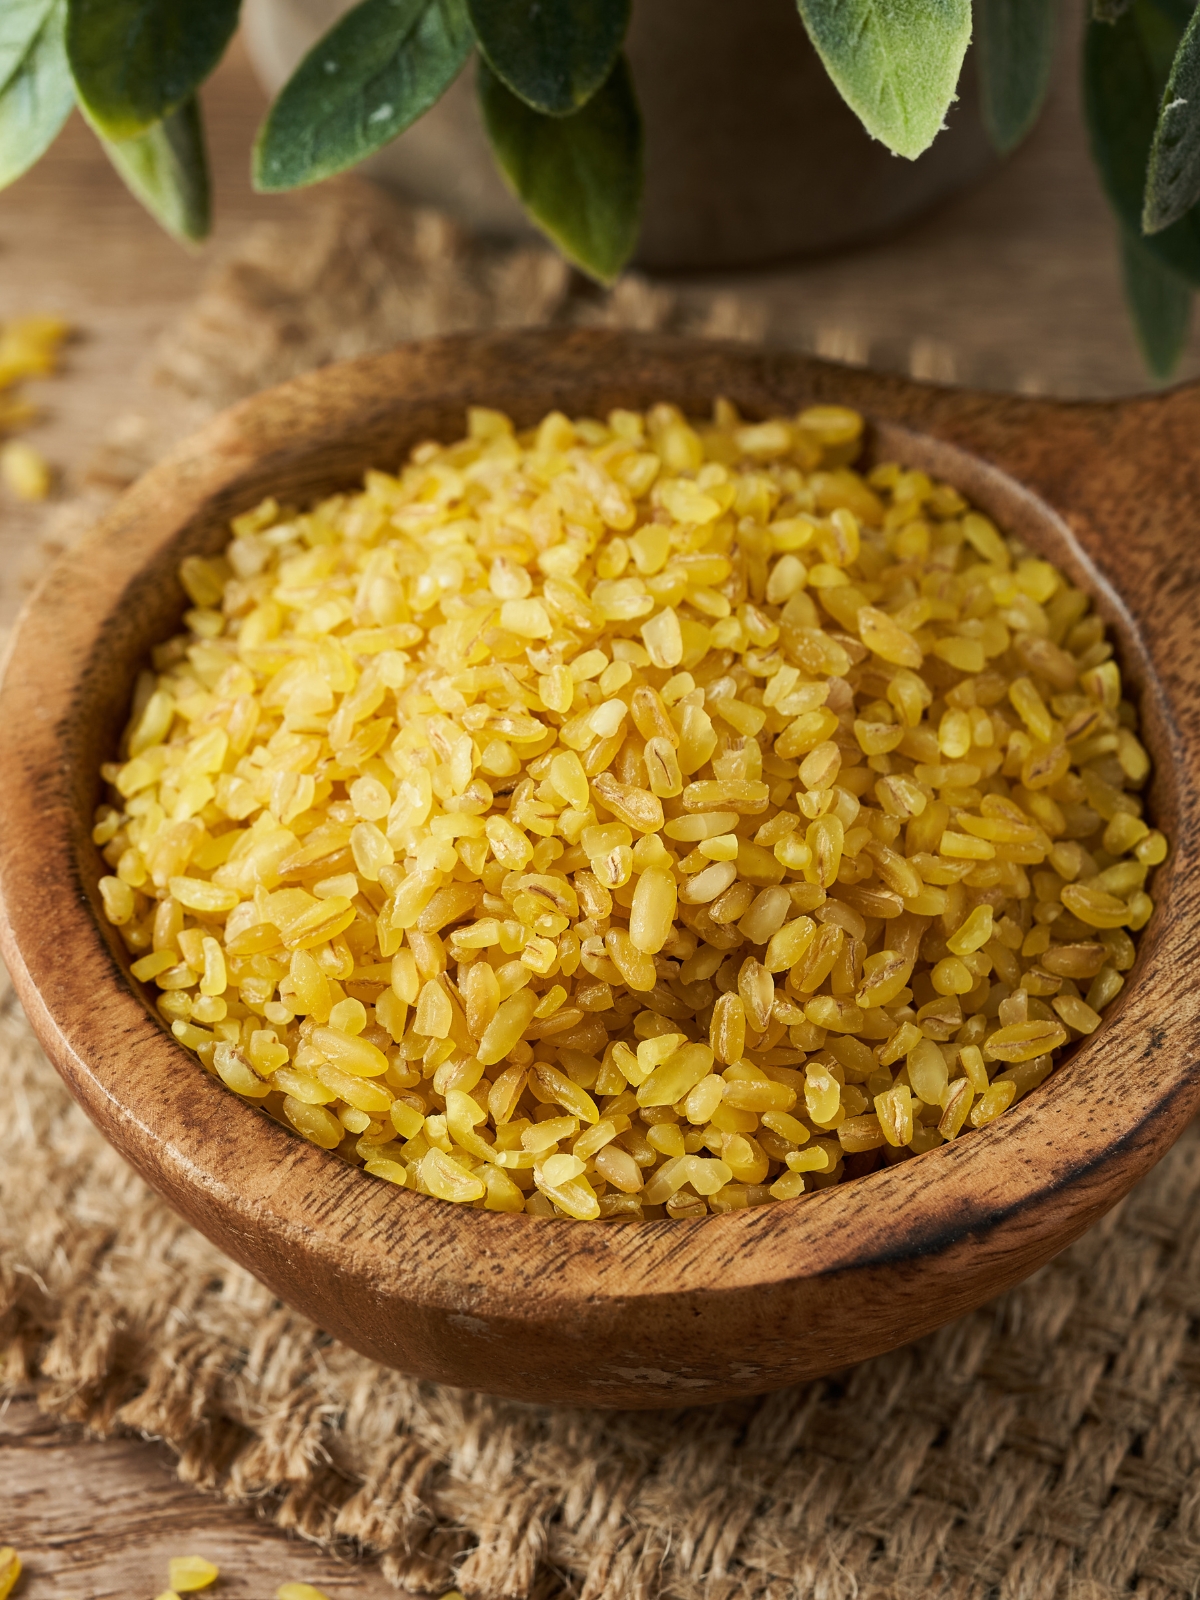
[243,0,999,271]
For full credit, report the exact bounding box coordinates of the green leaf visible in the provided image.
[0,0,57,90]
[478,54,642,285]
[253,0,472,192]
[0,0,74,192]
[794,0,972,160]
[1120,223,1193,377]
[1092,0,1134,19]
[1145,7,1200,232]
[467,0,629,116]
[94,95,210,243]
[66,0,240,140]
[974,0,1057,153]
[1084,0,1200,283]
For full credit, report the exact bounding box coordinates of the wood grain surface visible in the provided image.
[1,328,1197,1416]
[1,1393,401,1600]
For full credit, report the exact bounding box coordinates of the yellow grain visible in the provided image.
[0,1549,20,1600]
[95,397,1161,1218]
[168,1557,219,1592]
[0,314,68,503]
[1,437,51,499]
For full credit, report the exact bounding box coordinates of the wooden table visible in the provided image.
[2,1398,399,1600]
[1,14,1192,1591]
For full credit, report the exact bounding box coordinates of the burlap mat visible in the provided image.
[6,179,1200,1600]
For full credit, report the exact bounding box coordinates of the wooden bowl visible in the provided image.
[1,330,1197,1410]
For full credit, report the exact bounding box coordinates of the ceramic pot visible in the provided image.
[242,0,1000,272]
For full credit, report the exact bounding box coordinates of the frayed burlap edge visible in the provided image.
[6,961,1200,1600]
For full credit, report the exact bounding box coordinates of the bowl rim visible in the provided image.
[1,328,1195,1402]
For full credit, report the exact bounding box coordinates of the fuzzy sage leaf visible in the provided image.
[1085,0,1200,283]
[975,0,1057,154]
[0,0,58,89]
[0,0,73,192]
[1119,224,1193,377]
[1144,7,1200,233]
[478,54,642,285]
[794,0,971,160]
[66,0,241,140]
[254,0,472,191]
[94,95,210,243]
[468,0,630,116]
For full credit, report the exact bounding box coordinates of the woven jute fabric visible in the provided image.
[6,959,1200,1600]
[6,177,1200,1600]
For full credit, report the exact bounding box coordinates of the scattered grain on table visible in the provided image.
[0,314,68,501]
[168,1556,219,1591]
[0,1548,20,1600]
[0,439,51,500]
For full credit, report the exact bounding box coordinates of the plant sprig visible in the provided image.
[1,0,1198,372]
[67,0,240,140]
[253,0,473,194]
[1086,0,1200,376]
[0,0,74,192]
[974,0,1057,154]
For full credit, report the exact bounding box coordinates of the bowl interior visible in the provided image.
[73,406,1174,1110]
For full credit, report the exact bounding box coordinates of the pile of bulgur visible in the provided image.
[95,399,1163,1219]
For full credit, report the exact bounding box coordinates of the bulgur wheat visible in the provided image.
[0,1548,19,1600]
[168,1556,219,1592]
[0,313,68,501]
[95,399,1164,1219]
